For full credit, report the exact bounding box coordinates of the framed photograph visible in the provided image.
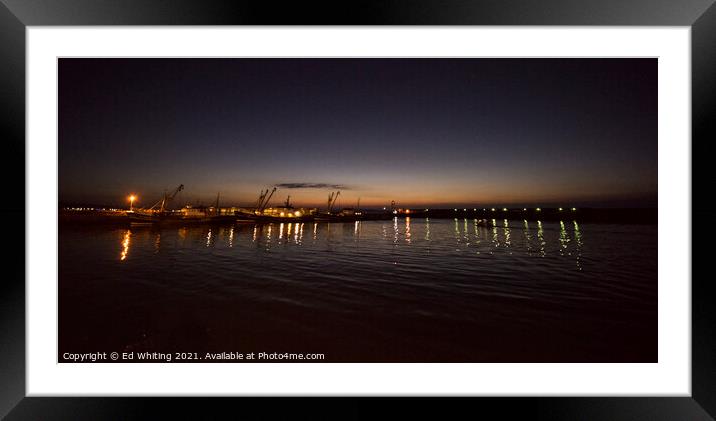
[2,0,713,419]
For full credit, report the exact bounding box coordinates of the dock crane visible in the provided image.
[261,187,276,212]
[255,187,276,214]
[327,191,341,214]
[255,189,268,210]
[148,184,184,213]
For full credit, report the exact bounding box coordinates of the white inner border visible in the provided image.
[27,27,691,396]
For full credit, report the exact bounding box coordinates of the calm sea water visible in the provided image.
[59,218,657,362]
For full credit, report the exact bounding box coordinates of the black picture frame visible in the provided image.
[1,1,713,419]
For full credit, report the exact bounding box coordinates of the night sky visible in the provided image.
[59,58,657,209]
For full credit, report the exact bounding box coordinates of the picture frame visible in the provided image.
[1,0,712,418]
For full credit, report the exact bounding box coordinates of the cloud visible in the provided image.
[275,182,349,190]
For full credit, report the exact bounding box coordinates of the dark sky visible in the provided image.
[59,58,657,209]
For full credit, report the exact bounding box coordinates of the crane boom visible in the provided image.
[168,184,184,200]
[160,184,184,212]
[255,189,268,211]
[327,190,340,213]
[260,187,276,212]
[327,192,334,212]
[149,184,184,212]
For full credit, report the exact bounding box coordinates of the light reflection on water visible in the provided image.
[106,218,656,309]
[120,230,131,261]
[60,217,657,362]
[503,219,511,251]
[523,220,532,253]
[115,218,624,273]
[574,221,583,270]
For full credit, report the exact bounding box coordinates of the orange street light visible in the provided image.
[128,195,137,211]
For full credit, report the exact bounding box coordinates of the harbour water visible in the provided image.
[59,218,657,362]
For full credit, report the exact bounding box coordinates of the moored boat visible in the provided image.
[312,192,387,222]
[235,211,315,223]
[127,209,236,224]
[235,190,316,223]
[127,186,236,224]
[235,187,317,223]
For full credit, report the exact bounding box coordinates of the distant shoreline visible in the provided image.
[58,207,657,225]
